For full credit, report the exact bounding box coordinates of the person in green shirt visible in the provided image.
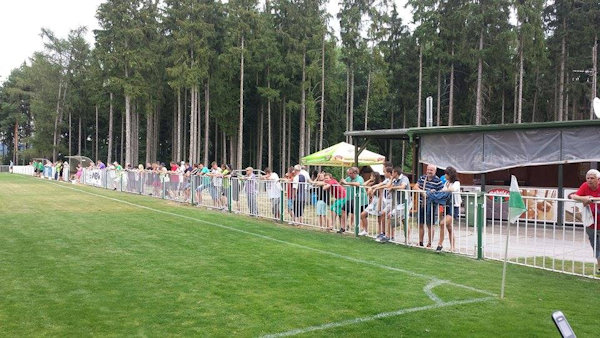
[339,167,369,232]
[220,163,231,209]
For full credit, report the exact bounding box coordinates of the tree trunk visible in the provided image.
[475,30,484,126]
[120,111,124,164]
[449,47,455,126]
[177,89,182,161]
[436,59,441,126]
[258,104,264,170]
[125,94,132,166]
[146,107,153,165]
[78,117,82,156]
[558,17,566,122]
[518,34,524,124]
[204,79,210,165]
[282,97,286,173]
[349,68,354,141]
[52,81,63,162]
[513,73,518,123]
[532,70,539,122]
[299,48,306,159]
[189,86,197,164]
[345,66,350,143]
[319,37,325,152]
[108,92,113,164]
[13,120,18,164]
[364,70,371,130]
[68,112,72,157]
[592,35,598,119]
[95,104,99,160]
[268,69,273,170]
[501,88,505,124]
[237,36,245,168]
[287,103,291,169]
[417,44,423,127]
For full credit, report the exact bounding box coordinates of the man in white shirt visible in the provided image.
[262,168,281,218]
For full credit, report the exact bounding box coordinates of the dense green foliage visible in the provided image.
[1,0,599,172]
[1,173,599,335]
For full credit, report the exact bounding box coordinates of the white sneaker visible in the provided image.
[358,230,368,236]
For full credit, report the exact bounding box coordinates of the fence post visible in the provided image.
[138,172,142,195]
[280,186,284,223]
[228,179,232,213]
[191,176,195,205]
[162,175,165,199]
[477,192,484,260]
[354,188,360,237]
[404,191,409,245]
[120,173,123,192]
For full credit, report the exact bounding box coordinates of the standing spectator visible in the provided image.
[284,167,296,221]
[292,165,308,223]
[436,166,461,252]
[244,167,259,216]
[208,161,223,208]
[9,160,14,173]
[194,163,210,204]
[571,169,600,270]
[62,160,70,182]
[360,172,383,236]
[220,164,231,209]
[97,160,106,169]
[385,167,411,242]
[75,163,83,183]
[312,172,330,228]
[55,161,62,181]
[262,168,281,219]
[414,164,444,248]
[324,172,346,230]
[229,168,241,212]
[339,167,368,233]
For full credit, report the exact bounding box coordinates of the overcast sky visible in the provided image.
[0,0,411,84]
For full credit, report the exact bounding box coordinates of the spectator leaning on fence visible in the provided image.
[436,166,461,253]
[571,169,600,269]
[385,167,411,242]
[414,164,444,248]
[244,167,259,216]
[292,165,309,224]
[262,168,281,219]
[339,167,369,233]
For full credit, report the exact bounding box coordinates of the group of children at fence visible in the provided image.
[31,159,74,182]
[39,157,463,250]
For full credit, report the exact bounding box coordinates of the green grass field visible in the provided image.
[1,173,599,337]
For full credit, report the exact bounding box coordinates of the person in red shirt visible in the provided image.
[572,169,600,268]
[323,172,346,230]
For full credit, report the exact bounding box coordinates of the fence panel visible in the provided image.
[484,193,598,278]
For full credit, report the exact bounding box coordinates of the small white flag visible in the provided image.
[508,175,526,224]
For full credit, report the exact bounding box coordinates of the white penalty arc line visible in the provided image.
[46,180,497,298]
[261,296,495,338]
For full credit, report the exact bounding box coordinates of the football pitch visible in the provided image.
[1,174,598,336]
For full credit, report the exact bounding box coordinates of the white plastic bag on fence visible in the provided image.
[582,205,595,227]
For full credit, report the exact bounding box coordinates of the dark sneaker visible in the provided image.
[336,228,345,233]
[436,246,443,252]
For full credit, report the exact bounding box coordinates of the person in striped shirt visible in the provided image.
[415,164,444,248]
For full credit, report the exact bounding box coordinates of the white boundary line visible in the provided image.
[44,179,497,298]
[261,296,495,338]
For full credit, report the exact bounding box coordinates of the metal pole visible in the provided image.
[477,192,484,260]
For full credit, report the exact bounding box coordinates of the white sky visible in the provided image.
[0,0,411,84]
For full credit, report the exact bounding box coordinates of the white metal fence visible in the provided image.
[9,167,599,279]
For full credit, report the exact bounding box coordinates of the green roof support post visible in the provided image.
[477,192,484,260]
[404,192,409,245]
